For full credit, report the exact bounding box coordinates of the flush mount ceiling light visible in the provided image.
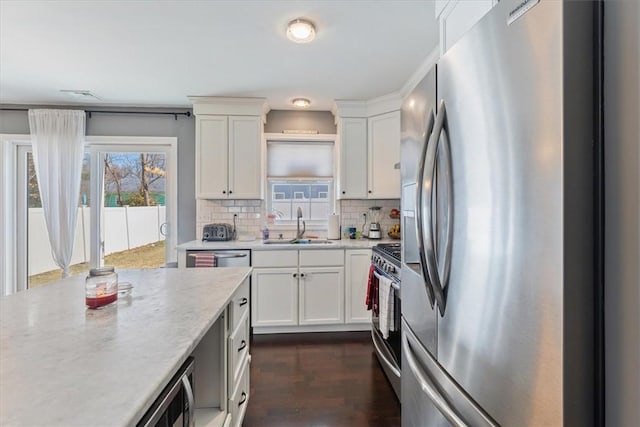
[291,98,311,108]
[286,18,316,43]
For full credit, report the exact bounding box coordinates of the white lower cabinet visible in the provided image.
[192,275,251,427]
[229,356,250,427]
[299,267,345,325]
[345,249,372,324]
[251,268,298,326]
[252,249,371,333]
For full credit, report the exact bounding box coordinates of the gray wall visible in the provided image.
[604,1,640,425]
[264,110,336,134]
[0,106,196,245]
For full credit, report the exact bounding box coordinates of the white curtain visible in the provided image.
[28,109,86,278]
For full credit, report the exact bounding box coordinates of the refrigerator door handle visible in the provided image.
[402,331,468,427]
[439,121,454,302]
[422,100,450,316]
[416,108,437,307]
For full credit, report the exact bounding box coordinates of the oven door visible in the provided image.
[371,266,402,399]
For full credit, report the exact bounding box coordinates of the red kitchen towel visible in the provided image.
[192,253,217,267]
[366,265,377,310]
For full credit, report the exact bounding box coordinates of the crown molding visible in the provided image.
[332,48,439,121]
[366,92,403,117]
[332,100,368,120]
[189,96,269,121]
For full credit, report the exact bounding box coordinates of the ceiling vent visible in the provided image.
[59,89,103,101]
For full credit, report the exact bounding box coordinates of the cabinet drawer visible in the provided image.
[229,277,249,332]
[228,312,250,387]
[299,249,344,267]
[229,357,250,427]
[252,250,298,267]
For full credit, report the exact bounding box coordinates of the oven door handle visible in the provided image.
[373,271,400,292]
[371,329,401,378]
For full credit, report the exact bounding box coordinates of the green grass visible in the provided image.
[28,241,166,288]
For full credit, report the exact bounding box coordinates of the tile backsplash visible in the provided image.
[196,198,400,240]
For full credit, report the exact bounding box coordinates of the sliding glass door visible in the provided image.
[11,136,177,292]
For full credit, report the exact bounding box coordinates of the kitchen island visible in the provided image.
[0,267,251,426]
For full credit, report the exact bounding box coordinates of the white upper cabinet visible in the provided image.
[196,115,229,198]
[228,116,261,199]
[335,98,401,200]
[191,97,267,200]
[338,117,368,199]
[437,0,497,54]
[368,111,401,199]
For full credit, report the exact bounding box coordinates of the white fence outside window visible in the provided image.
[28,206,166,275]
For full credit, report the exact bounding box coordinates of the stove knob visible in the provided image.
[390,265,396,274]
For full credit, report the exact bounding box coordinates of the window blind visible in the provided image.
[267,141,333,178]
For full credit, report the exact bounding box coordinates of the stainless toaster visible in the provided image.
[202,223,235,241]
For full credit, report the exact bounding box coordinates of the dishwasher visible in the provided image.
[185,249,251,268]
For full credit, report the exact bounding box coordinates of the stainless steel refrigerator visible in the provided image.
[400,0,602,425]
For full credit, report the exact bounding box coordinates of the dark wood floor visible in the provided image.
[244,331,401,427]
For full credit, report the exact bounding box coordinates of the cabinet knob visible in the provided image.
[300,273,306,278]
[229,190,233,194]
[368,190,372,194]
[293,273,298,278]
[342,191,346,195]
[222,190,226,194]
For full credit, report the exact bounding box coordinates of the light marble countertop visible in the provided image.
[176,238,398,251]
[0,267,251,427]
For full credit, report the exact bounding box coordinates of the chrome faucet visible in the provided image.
[296,207,306,239]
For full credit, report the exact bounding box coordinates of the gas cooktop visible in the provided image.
[373,242,401,262]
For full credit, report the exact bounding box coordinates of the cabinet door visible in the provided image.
[196,115,228,198]
[345,249,372,324]
[229,116,262,199]
[251,268,298,327]
[299,267,345,325]
[368,111,401,198]
[338,118,368,199]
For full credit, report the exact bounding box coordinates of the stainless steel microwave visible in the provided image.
[137,357,195,427]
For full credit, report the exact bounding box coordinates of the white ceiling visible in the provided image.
[0,1,439,111]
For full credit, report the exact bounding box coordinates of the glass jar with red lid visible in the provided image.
[85,266,118,309]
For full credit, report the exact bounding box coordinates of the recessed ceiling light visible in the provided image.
[287,18,316,43]
[292,98,311,108]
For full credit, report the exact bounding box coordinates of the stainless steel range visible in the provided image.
[370,243,401,400]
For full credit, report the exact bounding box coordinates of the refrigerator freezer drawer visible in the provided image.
[401,319,497,427]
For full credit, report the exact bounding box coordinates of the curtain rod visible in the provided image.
[0,108,192,120]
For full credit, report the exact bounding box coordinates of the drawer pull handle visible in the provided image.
[238,340,247,352]
[239,297,248,307]
[238,392,247,407]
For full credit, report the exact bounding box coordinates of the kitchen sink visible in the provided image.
[263,239,334,245]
